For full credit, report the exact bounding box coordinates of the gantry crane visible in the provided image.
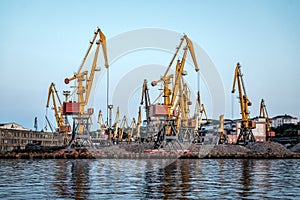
[46,82,71,133]
[232,63,256,144]
[151,34,199,149]
[63,27,109,149]
[259,99,272,135]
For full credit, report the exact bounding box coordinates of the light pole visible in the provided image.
[108,104,113,143]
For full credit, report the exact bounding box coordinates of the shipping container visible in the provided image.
[149,104,168,117]
[63,102,80,115]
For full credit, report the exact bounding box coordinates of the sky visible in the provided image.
[0,0,300,130]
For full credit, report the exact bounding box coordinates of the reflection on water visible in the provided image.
[0,159,299,199]
[54,160,91,199]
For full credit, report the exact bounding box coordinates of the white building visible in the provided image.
[271,114,298,128]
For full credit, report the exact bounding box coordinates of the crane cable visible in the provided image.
[197,71,200,96]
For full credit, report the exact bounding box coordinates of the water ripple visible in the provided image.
[0,159,299,199]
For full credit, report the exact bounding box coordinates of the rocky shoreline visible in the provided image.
[1,141,299,159]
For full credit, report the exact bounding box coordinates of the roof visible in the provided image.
[272,114,298,120]
[0,122,21,126]
[0,122,28,130]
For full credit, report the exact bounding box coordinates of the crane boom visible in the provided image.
[77,28,108,73]
[185,36,199,72]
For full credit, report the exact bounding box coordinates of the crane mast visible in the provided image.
[232,63,256,144]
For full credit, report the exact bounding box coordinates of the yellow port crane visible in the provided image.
[118,115,129,142]
[64,27,109,134]
[232,63,256,144]
[46,82,71,133]
[151,34,199,120]
[151,34,199,149]
[259,99,272,134]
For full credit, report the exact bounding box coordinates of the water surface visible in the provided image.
[0,159,299,199]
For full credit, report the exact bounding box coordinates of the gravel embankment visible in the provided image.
[245,141,292,155]
[1,141,299,159]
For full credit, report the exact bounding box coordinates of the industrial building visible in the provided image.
[0,123,65,151]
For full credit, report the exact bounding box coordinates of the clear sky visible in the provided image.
[0,0,299,130]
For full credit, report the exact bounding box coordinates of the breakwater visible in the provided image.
[1,142,300,159]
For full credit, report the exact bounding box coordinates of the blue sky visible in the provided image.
[0,0,299,129]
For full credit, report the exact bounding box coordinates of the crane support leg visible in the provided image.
[65,116,97,151]
[154,119,182,150]
[236,128,256,145]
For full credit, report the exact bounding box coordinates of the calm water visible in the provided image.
[0,159,299,199]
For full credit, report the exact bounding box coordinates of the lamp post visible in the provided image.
[108,104,113,143]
